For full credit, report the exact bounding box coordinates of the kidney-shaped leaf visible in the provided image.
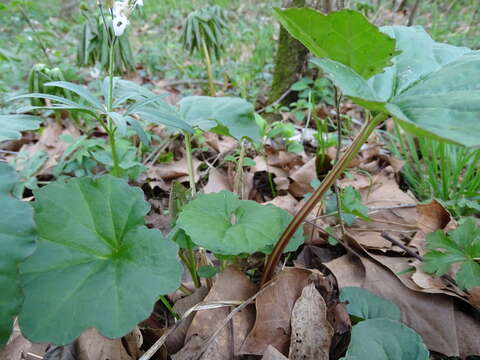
[0,115,41,143]
[0,162,36,348]
[19,176,182,345]
[179,96,260,142]
[176,191,303,255]
[274,8,397,79]
[341,319,429,360]
[311,26,480,147]
[340,287,401,321]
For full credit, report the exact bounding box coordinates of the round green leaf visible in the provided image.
[340,287,401,321]
[19,176,182,345]
[179,96,260,142]
[176,191,303,255]
[342,319,429,360]
[0,162,36,348]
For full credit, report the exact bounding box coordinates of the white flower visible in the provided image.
[112,1,127,17]
[113,15,129,36]
[135,0,143,6]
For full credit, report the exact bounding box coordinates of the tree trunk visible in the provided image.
[267,0,308,105]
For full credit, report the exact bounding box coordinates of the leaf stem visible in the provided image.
[201,38,216,96]
[184,131,197,197]
[234,140,246,198]
[261,112,388,286]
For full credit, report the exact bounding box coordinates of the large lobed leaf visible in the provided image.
[0,162,36,348]
[273,8,397,79]
[0,115,41,143]
[19,176,182,344]
[341,319,429,360]
[176,191,303,255]
[311,26,480,147]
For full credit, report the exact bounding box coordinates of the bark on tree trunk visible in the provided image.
[267,0,308,105]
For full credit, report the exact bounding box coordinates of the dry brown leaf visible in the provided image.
[179,267,257,359]
[262,345,288,360]
[289,158,316,197]
[350,174,418,250]
[251,156,288,179]
[123,327,143,359]
[19,121,80,175]
[264,193,298,215]
[0,323,33,360]
[416,200,455,235]
[326,255,480,358]
[204,133,237,155]
[240,268,320,356]
[76,328,132,360]
[204,168,231,194]
[166,287,209,354]
[289,283,333,360]
[148,157,201,182]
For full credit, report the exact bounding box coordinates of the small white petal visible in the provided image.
[113,16,129,36]
[112,0,128,17]
[136,0,143,6]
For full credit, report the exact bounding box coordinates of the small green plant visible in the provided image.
[77,6,135,75]
[388,130,480,217]
[423,218,480,290]
[181,5,228,96]
[10,151,48,198]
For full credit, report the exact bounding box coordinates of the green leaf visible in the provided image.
[341,186,371,222]
[423,218,480,289]
[340,287,401,321]
[0,162,36,348]
[311,26,480,147]
[341,319,429,360]
[179,97,260,142]
[45,81,104,111]
[176,191,303,255]
[0,115,41,143]
[19,176,182,344]
[274,8,397,79]
[198,265,220,278]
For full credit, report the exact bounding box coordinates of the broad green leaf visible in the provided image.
[0,115,41,143]
[179,96,260,142]
[341,319,429,360]
[0,162,36,348]
[312,26,480,147]
[176,191,303,255]
[423,218,480,289]
[134,107,194,133]
[340,287,401,321]
[19,176,182,344]
[274,8,397,79]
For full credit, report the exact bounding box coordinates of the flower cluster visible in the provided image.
[111,0,143,36]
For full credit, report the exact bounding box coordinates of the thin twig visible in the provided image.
[257,89,292,113]
[381,232,468,294]
[333,87,346,238]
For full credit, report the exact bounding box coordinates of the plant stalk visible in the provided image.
[106,36,121,177]
[184,131,197,197]
[234,140,246,198]
[260,112,388,286]
[201,38,216,96]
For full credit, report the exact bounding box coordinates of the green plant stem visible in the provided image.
[18,5,53,67]
[184,131,197,197]
[158,295,179,319]
[201,38,216,96]
[261,112,388,286]
[106,36,121,177]
[234,140,246,198]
